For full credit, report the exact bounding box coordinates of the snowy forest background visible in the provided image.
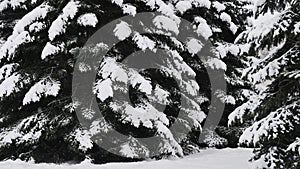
[0,0,299,168]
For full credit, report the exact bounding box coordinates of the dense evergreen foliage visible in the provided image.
[0,0,249,164]
[0,0,298,168]
[229,0,300,168]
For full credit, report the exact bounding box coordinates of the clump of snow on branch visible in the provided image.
[239,101,300,146]
[48,0,79,41]
[71,129,93,152]
[216,43,250,58]
[150,85,170,105]
[112,0,123,6]
[129,70,152,95]
[228,91,263,126]
[0,63,19,81]
[122,4,137,16]
[215,90,236,105]
[153,15,179,35]
[245,46,295,84]
[0,73,28,98]
[77,13,98,27]
[29,22,45,33]
[287,138,300,155]
[119,103,168,129]
[220,12,237,34]
[0,0,27,12]
[41,42,64,60]
[194,16,213,40]
[205,57,227,70]
[98,57,128,83]
[114,21,132,41]
[0,3,52,61]
[133,33,156,51]
[0,114,48,148]
[185,38,203,54]
[203,129,228,147]
[212,1,226,12]
[94,78,113,102]
[23,78,61,105]
[176,1,192,14]
[236,11,282,45]
[141,0,177,18]
[119,138,150,158]
[294,22,300,34]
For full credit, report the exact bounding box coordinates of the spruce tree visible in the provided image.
[229,0,300,168]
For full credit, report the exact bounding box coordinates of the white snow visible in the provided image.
[41,42,62,60]
[192,0,211,9]
[112,0,123,6]
[152,85,170,105]
[229,23,238,34]
[185,38,203,54]
[186,108,206,128]
[239,101,299,146]
[142,0,178,21]
[29,22,45,33]
[0,148,253,169]
[294,22,300,34]
[89,118,112,135]
[120,103,169,128]
[246,45,291,84]
[0,0,27,12]
[12,3,51,35]
[0,114,48,147]
[194,16,213,40]
[153,15,179,35]
[212,1,226,12]
[215,90,236,105]
[286,70,300,79]
[113,21,132,41]
[48,0,79,41]
[220,12,231,23]
[72,129,93,152]
[78,62,92,72]
[94,78,114,101]
[99,57,128,83]
[0,73,27,98]
[133,33,156,51]
[119,138,150,158]
[0,31,32,61]
[156,121,183,156]
[203,129,228,147]
[77,13,98,27]
[205,57,227,70]
[220,12,237,34]
[128,70,152,95]
[176,1,192,14]
[236,11,282,44]
[122,4,137,16]
[0,63,19,81]
[22,78,61,105]
[228,93,262,126]
[287,138,300,155]
[215,43,248,58]
[0,3,52,61]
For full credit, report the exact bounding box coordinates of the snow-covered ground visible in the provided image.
[0,148,253,169]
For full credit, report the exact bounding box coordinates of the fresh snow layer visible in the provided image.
[114,21,132,41]
[0,148,253,169]
[77,13,98,27]
[48,0,79,41]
